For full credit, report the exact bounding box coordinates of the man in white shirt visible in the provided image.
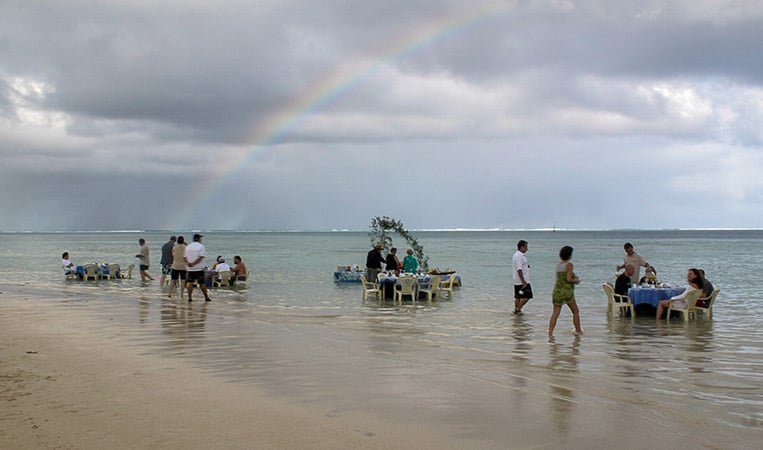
[215,259,231,273]
[61,252,77,277]
[512,240,533,315]
[184,233,211,302]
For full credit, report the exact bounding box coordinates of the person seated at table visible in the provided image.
[385,247,402,276]
[214,258,231,280]
[639,266,658,285]
[61,252,79,278]
[230,255,248,284]
[656,268,704,320]
[697,268,714,307]
[203,256,225,286]
[402,248,418,274]
[615,264,635,296]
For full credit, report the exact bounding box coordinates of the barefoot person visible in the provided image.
[159,236,176,287]
[549,246,582,337]
[135,238,154,281]
[167,236,187,299]
[184,234,211,302]
[512,240,532,315]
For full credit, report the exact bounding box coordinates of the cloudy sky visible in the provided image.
[2,0,762,231]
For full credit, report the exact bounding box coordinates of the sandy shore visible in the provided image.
[3,284,758,450]
[0,287,462,450]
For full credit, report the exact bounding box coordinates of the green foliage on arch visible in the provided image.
[369,216,429,270]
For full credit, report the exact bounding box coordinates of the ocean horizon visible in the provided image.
[3,227,763,234]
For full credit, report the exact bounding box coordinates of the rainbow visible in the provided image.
[172,3,514,229]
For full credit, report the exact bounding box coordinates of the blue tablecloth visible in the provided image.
[628,286,686,307]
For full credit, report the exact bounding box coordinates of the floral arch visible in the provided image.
[369,216,429,270]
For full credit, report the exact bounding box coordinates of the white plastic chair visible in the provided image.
[438,274,457,300]
[602,283,635,319]
[82,263,99,281]
[106,263,120,280]
[667,289,703,321]
[230,271,249,286]
[418,275,442,304]
[213,271,232,287]
[695,288,719,319]
[360,274,383,304]
[394,276,419,305]
[120,264,135,279]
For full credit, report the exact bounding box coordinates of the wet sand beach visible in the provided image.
[1,286,462,450]
[3,283,759,449]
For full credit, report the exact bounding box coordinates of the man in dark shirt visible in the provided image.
[366,244,386,282]
[697,269,715,307]
[615,264,635,296]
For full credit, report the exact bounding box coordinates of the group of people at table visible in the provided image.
[613,242,714,319]
[365,244,420,281]
[364,244,442,300]
[61,235,248,303]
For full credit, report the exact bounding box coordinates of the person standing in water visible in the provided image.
[549,245,582,338]
[136,238,154,281]
[512,240,532,315]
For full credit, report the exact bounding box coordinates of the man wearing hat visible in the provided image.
[366,243,385,283]
[160,235,176,287]
[184,233,211,302]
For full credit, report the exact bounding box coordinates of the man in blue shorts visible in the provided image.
[159,236,176,287]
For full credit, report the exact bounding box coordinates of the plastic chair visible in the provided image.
[360,274,383,304]
[394,276,419,305]
[106,263,120,280]
[121,264,135,279]
[694,288,719,319]
[82,263,99,281]
[438,274,457,300]
[602,283,635,319]
[667,289,703,321]
[213,271,232,287]
[418,275,442,304]
[232,271,250,285]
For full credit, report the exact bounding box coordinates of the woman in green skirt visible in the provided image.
[549,245,582,338]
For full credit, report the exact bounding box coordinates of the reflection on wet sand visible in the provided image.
[547,335,580,434]
[160,300,209,348]
[511,314,534,363]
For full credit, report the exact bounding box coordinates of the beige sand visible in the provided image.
[3,286,758,450]
[0,291,460,450]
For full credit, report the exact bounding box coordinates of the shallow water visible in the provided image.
[1,230,762,448]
